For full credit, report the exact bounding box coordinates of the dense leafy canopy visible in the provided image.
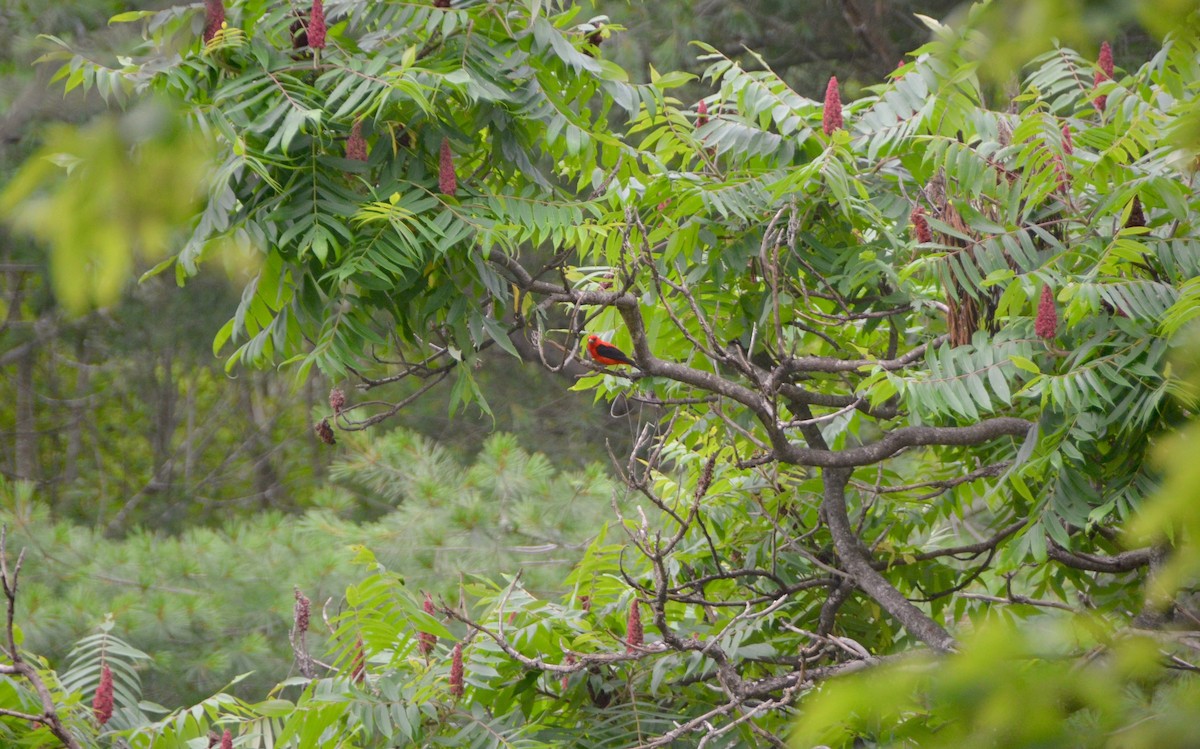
[1,0,1200,747]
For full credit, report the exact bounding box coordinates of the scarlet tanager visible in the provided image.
[586,335,638,368]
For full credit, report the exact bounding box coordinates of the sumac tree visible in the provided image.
[3,0,1200,746]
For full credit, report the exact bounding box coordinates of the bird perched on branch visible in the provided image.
[586,334,638,368]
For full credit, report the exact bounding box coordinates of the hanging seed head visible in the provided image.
[1093,41,1112,112]
[345,123,367,163]
[438,137,457,195]
[294,588,311,634]
[93,663,114,725]
[910,205,932,244]
[351,635,366,684]
[561,653,576,690]
[1098,41,1114,78]
[696,99,709,128]
[1126,195,1146,228]
[1035,285,1057,340]
[419,628,437,655]
[203,0,225,44]
[434,0,451,6]
[315,418,336,445]
[329,387,347,414]
[579,594,591,613]
[822,76,843,135]
[208,732,221,749]
[1052,154,1071,193]
[626,600,643,653]
[419,592,437,655]
[996,115,1013,148]
[290,12,308,49]
[1061,123,1073,155]
[308,0,326,49]
[220,730,233,749]
[449,643,464,698]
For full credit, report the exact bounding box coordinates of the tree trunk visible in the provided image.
[13,345,37,482]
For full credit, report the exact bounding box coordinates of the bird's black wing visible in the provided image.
[595,342,636,366]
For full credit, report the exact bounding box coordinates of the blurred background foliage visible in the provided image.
[0,425,618,706]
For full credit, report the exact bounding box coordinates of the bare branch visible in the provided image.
[336,371,450,430]
[958,592,1077,612]
[0,527,84,749]
[440,605,665,674]
[851,461,1011,499]
[891,519,1027,566]
[776,418,1034,468]
[1046,542,1154,573]
[775,335,948,375]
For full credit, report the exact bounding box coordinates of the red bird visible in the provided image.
[586,335,637,368]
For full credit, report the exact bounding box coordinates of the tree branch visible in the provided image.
[820,468,957,653]
[0,526,84,749]
[777,418,1034,467]
[774,335,947,376]
[1046,542,1154,573]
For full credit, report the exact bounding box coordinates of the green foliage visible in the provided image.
[1131,334,1200,593]
[3,478,349,707]
[3,0,1200,747]
[792,619,1200,748]
[60,620,153,733]
[0,426,615,708]
[325,429,620,596]
[0,100,214,314]
[969,0,1198,77]
[0,274,327,531]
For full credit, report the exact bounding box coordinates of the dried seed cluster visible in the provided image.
[1094,41,1113,112]
[345,123,368,163]
[203,0,225,45]
[309,0,327,49]
[626,600,643,652]
[1035,285,1057,340]
[419,592,437,655]
[439,138,457,195]
[351,635,366,684]
[315,418,336,445]
[294,588,311,634]
[329,387,346,414]
[910,205,931,244]
[449,644,464,698]
[93,663,114,726]
[822,76,843,135]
